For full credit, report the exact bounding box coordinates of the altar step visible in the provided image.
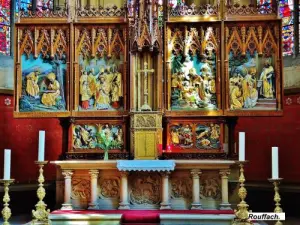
[49,210,235,225]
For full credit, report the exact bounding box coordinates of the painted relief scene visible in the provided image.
[169,123,221,150]
[19,28,68,112]
[168,25,219,111]
[170,124,194,148]
[77,27,125,111]
[72,123,124,150]
[226,24,279,110]
[195,123,220,149]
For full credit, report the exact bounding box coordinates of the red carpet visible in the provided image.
[51,209,234,224]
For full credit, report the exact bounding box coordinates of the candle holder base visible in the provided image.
[31,161,50,225]
[268,178,284,225]
[233,161,253,225]
[1,179,14,225]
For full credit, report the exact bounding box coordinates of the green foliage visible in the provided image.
[96,131,122,150]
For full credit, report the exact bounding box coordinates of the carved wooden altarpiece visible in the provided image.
[13,0,284,160]
[73,25,128,117]
[14,24,71,118]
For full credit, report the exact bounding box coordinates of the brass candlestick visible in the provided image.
[1,179,14,225]
[233,161,253,225]
[32,161,50,225]
[268,178,284,225]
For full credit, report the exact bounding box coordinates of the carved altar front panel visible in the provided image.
[170,171,192,209]
[73,25,127,117]
[97,170,120,209]
[225,21,283,116]
[129,172,161,209]
[71,171,91,209]
[68,120,127,157]
[14,25,70,117]
[200,170,222,209]
[165,23,222,116]
[170,170,222,209]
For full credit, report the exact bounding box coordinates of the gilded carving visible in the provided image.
[71,178,91,200]
[99,178,120,198]
[131,114,162,128]
[129,173,161,205]
[200,177,221,200]
[75,25,126,112]
[171,177,192,199]
[226,23,280,112]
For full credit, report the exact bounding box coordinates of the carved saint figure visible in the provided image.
[259,58,275,99]
[41,73,61,107]
[171,129,180,145]
[243,68,258,108]
[26,70,40,98]
[230,83,243,110]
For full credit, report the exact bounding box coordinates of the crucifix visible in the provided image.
[137,62,155,111]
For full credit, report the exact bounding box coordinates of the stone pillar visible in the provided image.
[219,170,232,210]
[61,170,73,210]
[191,169,203,209]
[88,169,99,209]
[119,171,130,209]
[160,172,171,209]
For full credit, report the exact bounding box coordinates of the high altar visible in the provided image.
[13,0,284,224]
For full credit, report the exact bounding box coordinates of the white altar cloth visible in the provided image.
[116,160,175,172]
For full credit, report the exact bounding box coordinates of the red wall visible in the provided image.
[236,94,300,182]
[0,94,62,182]
[0,93,299,183]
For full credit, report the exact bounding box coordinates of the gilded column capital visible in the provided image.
[191,169,202,178]
[219,170,230,178]
[120,171,129,178]
[160,171,171,178]
[62,170,73,179]
[89,170,99,179]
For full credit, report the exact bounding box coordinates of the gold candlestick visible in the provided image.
[268,178,283,225]
[1,179,14,225]
[32,161,50,225]
[233,161,253,225]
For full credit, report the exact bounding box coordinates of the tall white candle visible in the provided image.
[272,147,279,179]
[4,149,11,180]
[239,132,245,161]
[38,131,45,161]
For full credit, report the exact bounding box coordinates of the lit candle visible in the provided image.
[38,131,45,161]
[239,132,245,161]
[4,149,11,180]
[272,147,279,179]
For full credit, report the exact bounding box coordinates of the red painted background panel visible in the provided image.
[0,94,299,183]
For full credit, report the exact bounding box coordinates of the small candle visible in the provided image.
[239,132,245,161]
[272,147,279,179]
[4,149,11,180]
[38,131,45,161]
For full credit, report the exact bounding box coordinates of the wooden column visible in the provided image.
[160,172,171,210]
[119,171,130,209]
[88,169,99,209]
[61,170,73,210]
[219,170,231,210]
[191,169,203,209]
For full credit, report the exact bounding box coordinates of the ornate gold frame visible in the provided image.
[164,21,223,117]
[72,23,128,117]
[224,20,283,116]
[68,119,127,153]
[166,118,225,154]
[14,24,71,118]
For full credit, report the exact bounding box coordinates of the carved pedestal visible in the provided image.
[130,112,162,159]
